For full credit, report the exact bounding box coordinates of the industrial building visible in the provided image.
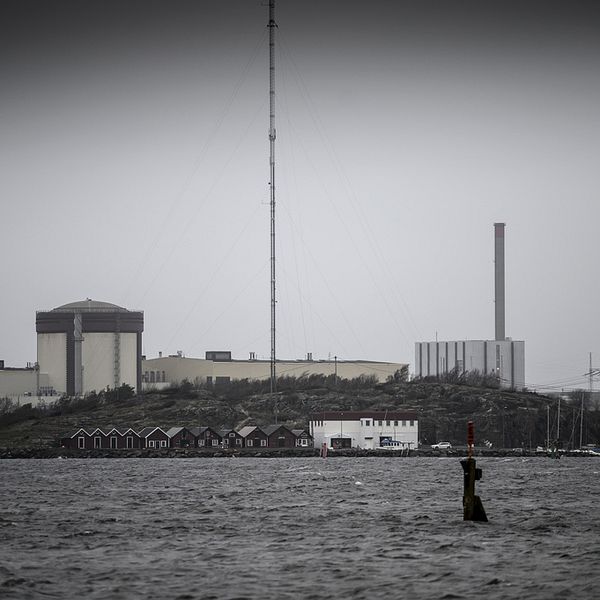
[142,352,406,388]
[310,411,419,450]
[0,362,51,404]
[2,298,404,402]
[414,339,525,389]
[415,223,526,390]
[36,299,144,396]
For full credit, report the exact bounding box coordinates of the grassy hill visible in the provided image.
[1,375,598,449]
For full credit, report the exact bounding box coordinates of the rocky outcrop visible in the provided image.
[1,380,598,450]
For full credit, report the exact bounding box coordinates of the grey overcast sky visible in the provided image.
[1,0,599,391]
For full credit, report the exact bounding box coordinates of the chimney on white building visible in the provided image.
[494,222,506,341]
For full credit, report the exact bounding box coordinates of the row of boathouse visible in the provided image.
[61,425,313,450]
[60,411,419,451]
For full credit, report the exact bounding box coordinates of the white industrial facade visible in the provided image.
[0,366,53,406]
[414,339,525,390]
[310,411,419,450]
[81,332,138,395]
[414,224,526,391]
[36,300,144,396]
[37,332,67,395]
[142,353,407,388]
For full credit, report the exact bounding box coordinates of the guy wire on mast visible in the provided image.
[268,0,277,393]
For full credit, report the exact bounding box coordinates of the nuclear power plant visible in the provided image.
[414,223,526,389]
[0,298,406,403]
[0,224,524,400]
[35,299,144,396]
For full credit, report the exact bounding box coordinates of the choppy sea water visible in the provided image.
[1,457,599,600]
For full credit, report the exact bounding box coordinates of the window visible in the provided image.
[300,438,308,447]
[386,420,391,426]
[229,432,235,437]
[247,439,253,447]
[378,420,383,426]
[78,437,85,449]
[160,440,167,448]
[198,439,205,447]
[149,440,155,448]
[211,439,219,446]
[94,437,101,449]
[110,437,117,449]
[150,371,155,383]
[402,420,406,427]
[223,438,229,446]
[365,420,371,427]
[394,421,398,426]
[162,371,166,382]
[410,420,414,427]
[235,438,242,446]
[261,439,267,447]
[126,436,133,449]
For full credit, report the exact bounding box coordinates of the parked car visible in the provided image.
[431,441,452,450]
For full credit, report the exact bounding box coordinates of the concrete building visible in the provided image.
[36,299,144,396]
[415,223,525,390]
[414,339,525,389]
[142,352,406,388]
[0,363,53,404]
[310,411,419,450]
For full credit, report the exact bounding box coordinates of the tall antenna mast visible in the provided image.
[268,0,277,393]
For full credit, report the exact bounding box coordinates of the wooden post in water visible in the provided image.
[460,421,488,522]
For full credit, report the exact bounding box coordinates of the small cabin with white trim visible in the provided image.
[139,426,169,449]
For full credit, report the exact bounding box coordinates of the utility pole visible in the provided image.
[334,355,338,386]
[582,353,592,448]
[546,404,550,450]
[557,397,561,442]
[268,0,277,394]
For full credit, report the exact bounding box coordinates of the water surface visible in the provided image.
[1,457,599,599]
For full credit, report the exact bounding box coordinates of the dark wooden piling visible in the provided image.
[461,421,488,522]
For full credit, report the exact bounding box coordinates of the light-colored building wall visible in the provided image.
[142,356,406,388]
[119,333,138,390]
[82,333,113,393]
[142,356,212,386]
[37,332,67,394]
[414,340,525,390]
[310,415,419,450]
[0,369,55,407]
[0,369,43,395]
[82,332,138,393]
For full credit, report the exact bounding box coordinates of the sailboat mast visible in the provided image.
[268,0,277,393]
[546,405,550,450]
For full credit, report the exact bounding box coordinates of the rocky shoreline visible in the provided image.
[1,447,598,459]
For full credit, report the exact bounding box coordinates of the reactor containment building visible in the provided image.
[36,299,144,396]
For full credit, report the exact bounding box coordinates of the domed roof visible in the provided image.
[51,299,129,313]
